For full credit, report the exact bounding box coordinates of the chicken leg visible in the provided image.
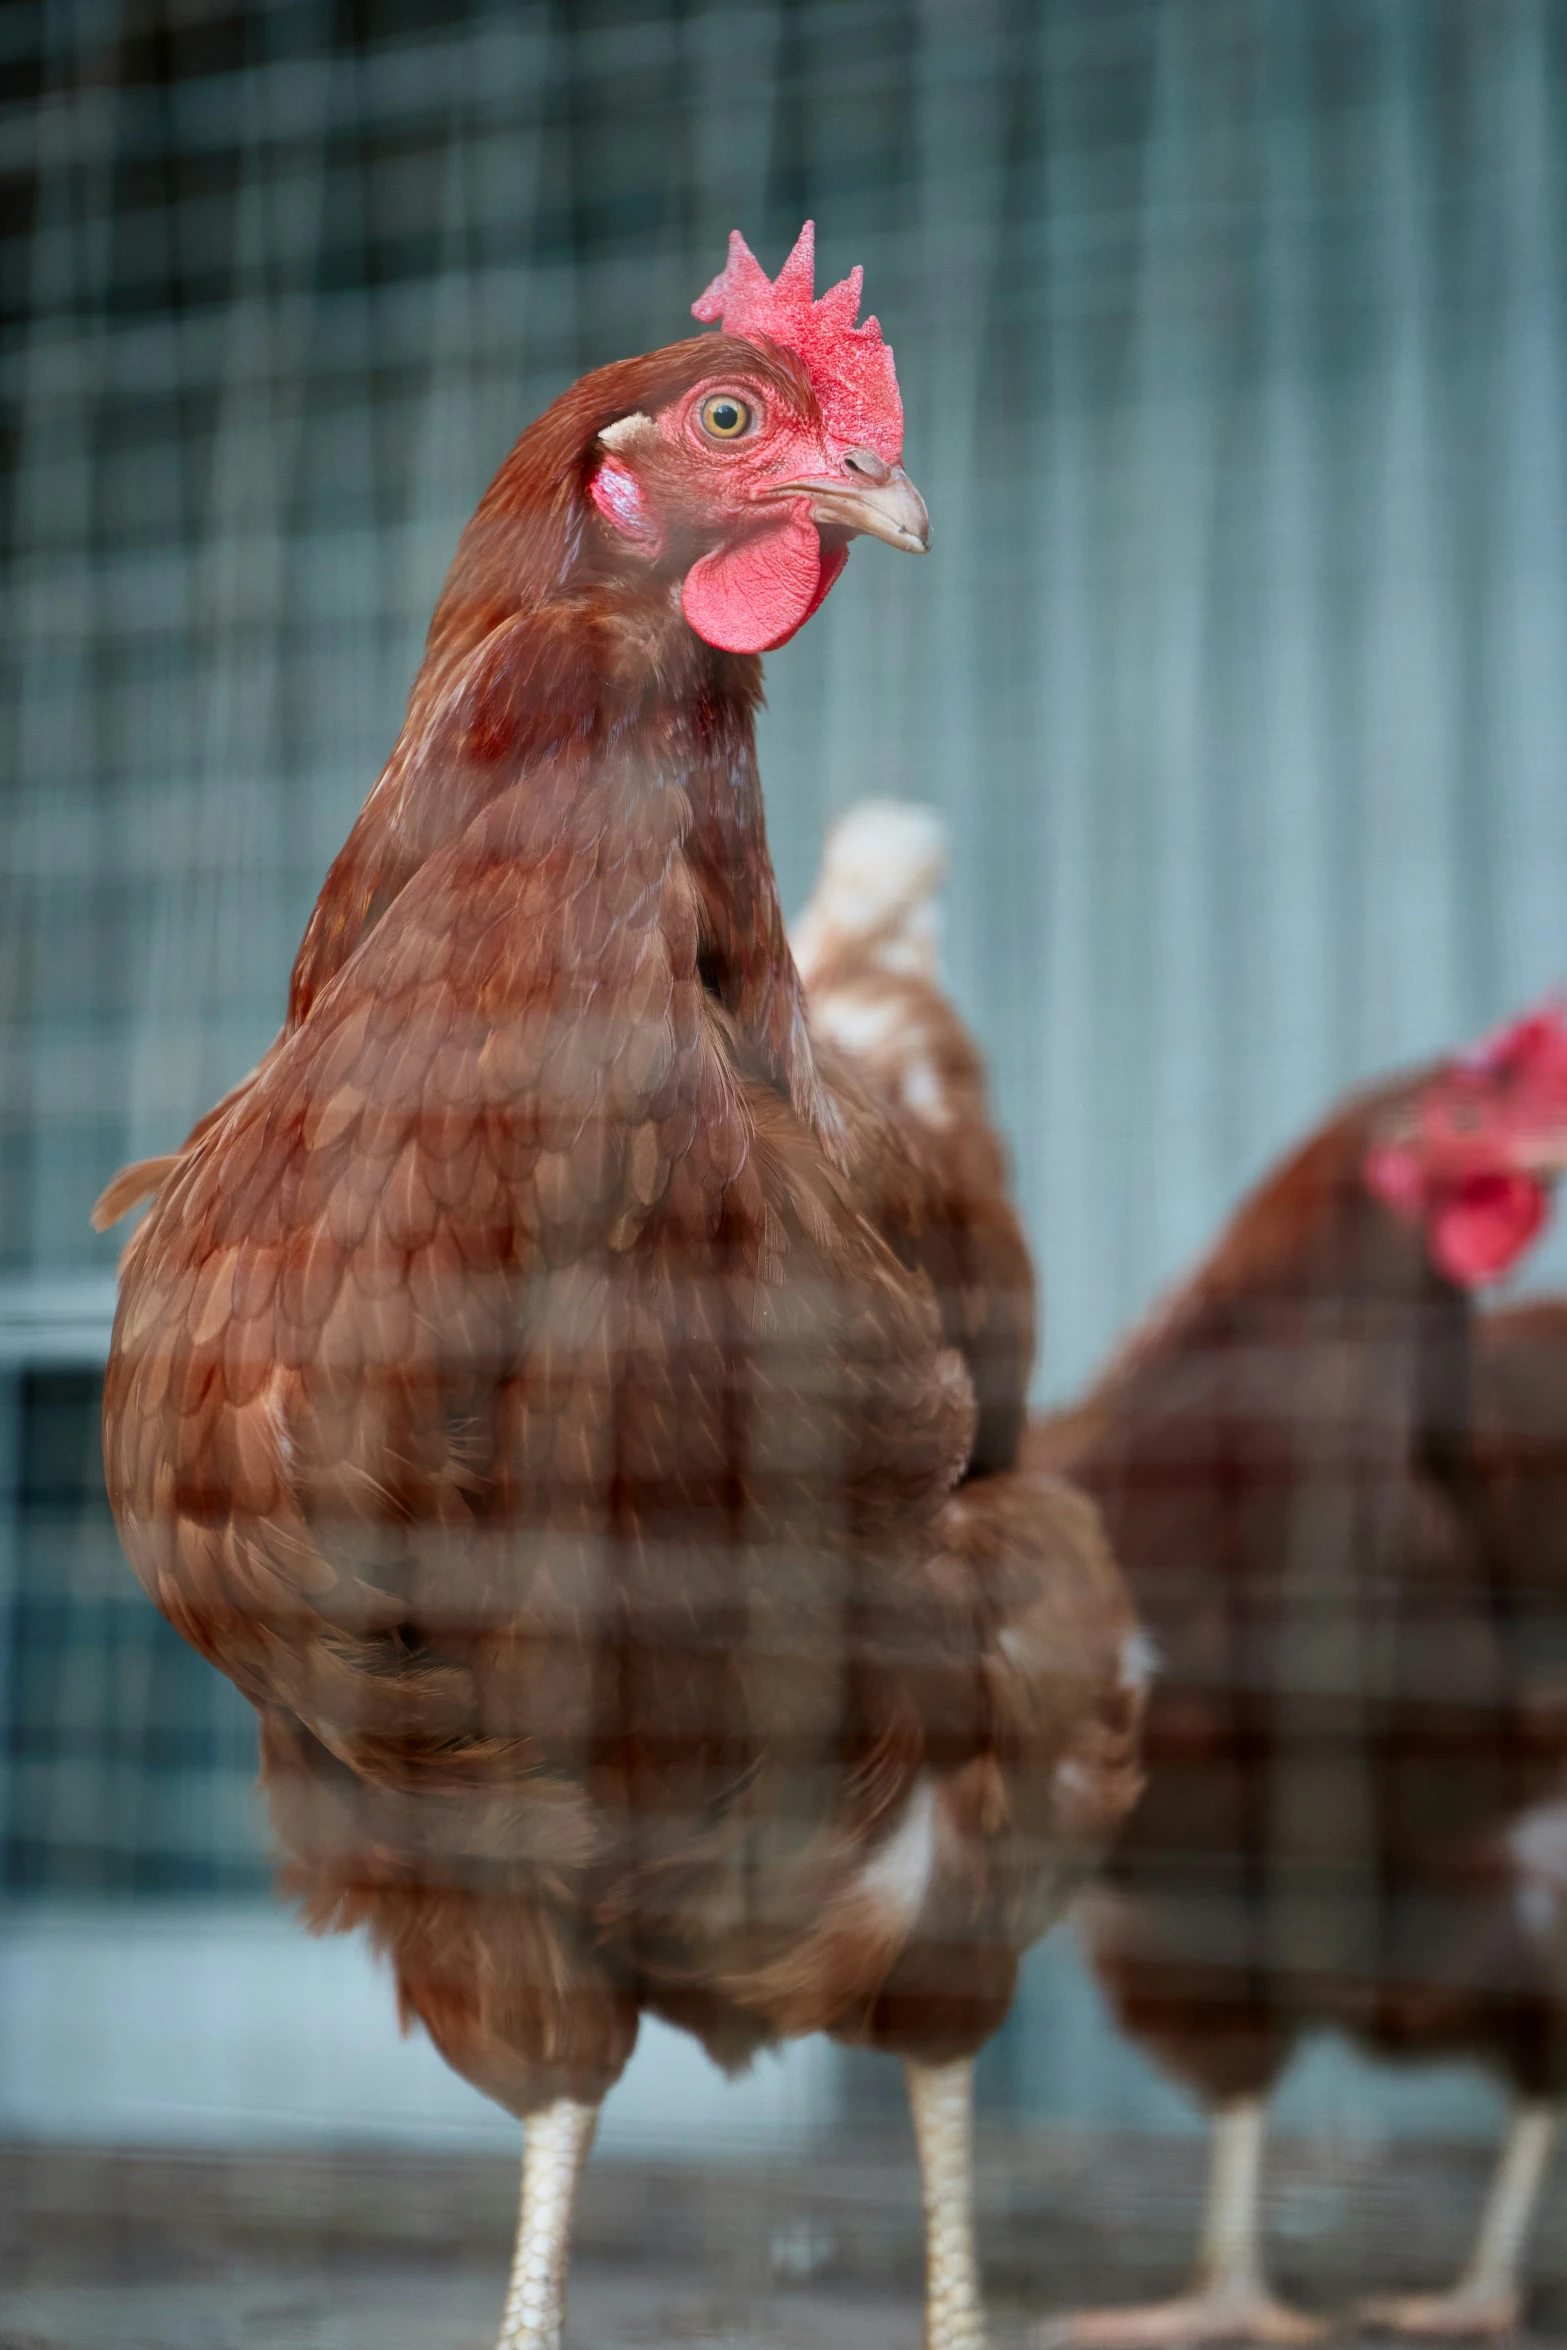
[1034,2097,1324,2347]
[907,2054,989,2350]
[496,2097,600,2350]
[1361,2101,1557,2338]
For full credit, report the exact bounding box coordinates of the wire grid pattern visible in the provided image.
[2,1371,266,1890]
[4,0,1567,1894]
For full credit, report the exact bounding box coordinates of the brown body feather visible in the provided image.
[1354,1299,1567,2100]
[1030,1076,1524,2106]
[803,938,1038,1481]
[102,341,1140,2119]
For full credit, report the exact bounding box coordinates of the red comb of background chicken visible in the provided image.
[692,221,904,464]
[1366,997,1567,1285]
[1456,997,1567,1083]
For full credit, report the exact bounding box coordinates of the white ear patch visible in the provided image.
[598,412,655,452]
[589,449,660,548]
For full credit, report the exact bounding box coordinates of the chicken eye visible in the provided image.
[698,393,754,442]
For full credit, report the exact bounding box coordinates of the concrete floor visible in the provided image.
[0,2262,935,2350]
[5,2136,1567,2350]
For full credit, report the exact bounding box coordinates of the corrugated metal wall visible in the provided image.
[8,0,1567,1391]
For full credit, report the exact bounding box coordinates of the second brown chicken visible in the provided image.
[1033,1008,1567,2346]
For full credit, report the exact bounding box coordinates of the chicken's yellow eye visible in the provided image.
[698,393,753,441]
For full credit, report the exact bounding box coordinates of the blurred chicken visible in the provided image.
[794,800,1037,1477]
[1030,1008,1567,2348]
[97,230,1142,2350]
[1344,1296,1567,2338]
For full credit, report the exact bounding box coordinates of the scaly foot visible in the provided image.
[1359,2289,1522,2340]
[1033,2286,1328,2349]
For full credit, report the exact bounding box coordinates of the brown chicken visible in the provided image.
[792,799,1039,1481]
[1338,1296,1567,2338]
[1028,1008,1567,2348]
[96,228,1143,2350]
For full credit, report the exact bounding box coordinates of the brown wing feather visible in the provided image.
[803,979,1037,1474]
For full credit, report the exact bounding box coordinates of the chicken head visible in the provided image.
[1366,1000,1567,1286]
[588,221,929,654]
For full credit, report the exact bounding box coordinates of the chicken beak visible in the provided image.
[1508,1090,1567,1176]
[1523,1128,1567,1179]
[766,450,931,554]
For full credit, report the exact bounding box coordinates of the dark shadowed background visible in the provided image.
[3,0,1566,2176]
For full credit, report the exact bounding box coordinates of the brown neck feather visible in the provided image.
[678,680,826,1139]
[285,333,825,1137]
[1193,1078,1433,1304]
[1065,1068,1459,1436]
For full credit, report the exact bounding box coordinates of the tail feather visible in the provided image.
[792,800,948,983]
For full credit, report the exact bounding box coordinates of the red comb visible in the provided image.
[1457,994,1567,1083]
[692,222,904,464]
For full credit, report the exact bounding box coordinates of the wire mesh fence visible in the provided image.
[9,0,1567,1353]
[1,1369,264,1891]
[4,0,1567,2232]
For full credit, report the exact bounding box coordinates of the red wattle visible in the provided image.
[681,511,846,654]
[797,539,850,629]
[1430,1171,1550,1287]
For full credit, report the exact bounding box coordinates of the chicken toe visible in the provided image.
[1035,2098,1323,2350]
[1032,2286,1326,2350]
[1358,2288,1522,2340]
[1360,2102,1556,2342]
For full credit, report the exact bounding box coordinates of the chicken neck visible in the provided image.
[284,567,825,1143]
[1039,1071,1470,1498]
